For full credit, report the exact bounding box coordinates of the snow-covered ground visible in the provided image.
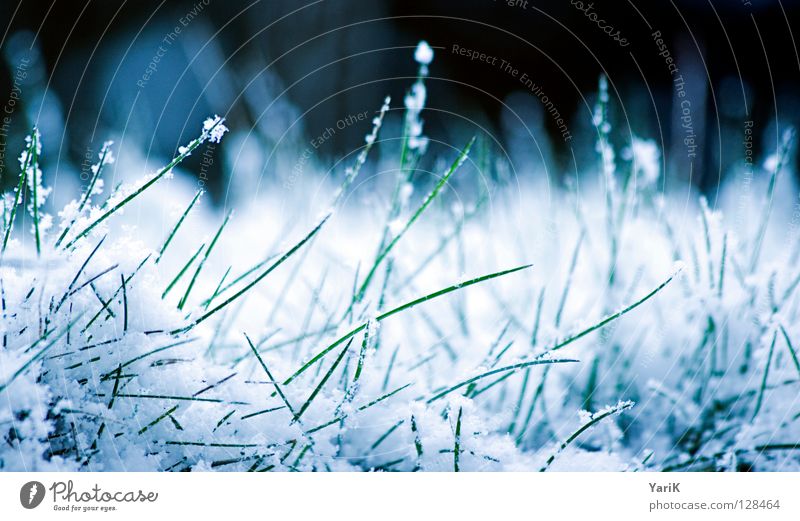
[2,43,800,472]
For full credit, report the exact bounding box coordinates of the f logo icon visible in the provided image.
[20,481,45,509]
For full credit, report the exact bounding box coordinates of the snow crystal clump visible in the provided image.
[414,40,434,65]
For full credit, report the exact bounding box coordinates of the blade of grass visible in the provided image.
[330,96,391,207]
[200,255,277,307]
[531,286,546,346]
[453,406,463,472]
[120,273,128,332]
[284,264,532,385]
[174,214,330,334]
[178,211,232,310]
[354,136,475,303]
[750,128,795,272]
[138,405,179,435]
[293,339,353,423]
[752,331,777,421]
[203,266,231,311]
[381,345,399,392]
[411,414,424,471]
[427,357,577,403]
[507,367,530,434]
[29,130,42,255]
[55,141,114,248]
[3,131,35,252]
[304,383,412,434]
[162,243,205,299]
[53,236,107,317]
[539,400,633,471]
[550,267,680,352]
[83,254,150,333]
[156,189,203,263]
[63,118,225,250]
[370,419,404,451]
[244,333,299,421]
[779,324,800,378]
[99,337,198,380]
[0,317,81,394]
[554,230,584,328]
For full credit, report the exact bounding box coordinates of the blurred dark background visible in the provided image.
[1,0,799,197]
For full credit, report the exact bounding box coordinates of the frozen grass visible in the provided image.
[2,42,800,471]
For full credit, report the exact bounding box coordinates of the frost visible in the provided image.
[624,137,660,186]
[388,218,405,235]
[203,115,229,144]
[404,83,428,153]
[414,40,434,65]
[405,83,426,112]
[364,96,390,147]
[399,182,414,206]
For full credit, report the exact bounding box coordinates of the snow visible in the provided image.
[203,115,229,144]
[414,41,434,65]
[624,137,660,187]
[2,49,800,473]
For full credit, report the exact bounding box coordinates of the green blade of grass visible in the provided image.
[63,118,225,250]
[453,406,463,472]
[539,400,633,471]
[202,266,231,311]
[304,383,412,434]
[138,405,180,435]
[354,136,475,303]
[2,129,35,252]
[427,357,577,403]
[173,214,330,334]
[550,268,680,352]
[330,96,391,207]
[381,345,399,392]
[293,339,353,423]
[162,243,205,299]
[779,324,800,378]
[752,331,777,421]
[83,254,150,333]
[55,141,114,248]
[106,393,248,405]
[530,286,546,346]
[29,130,42,255]
[468,371,513,398]
[507,367,531,434]
[200,256,277,308]
[99,337,197,380]
[244,333,299,421]
[156,189,203,263]
[411,414,424,471]
[53,236,107,317]
[554,230,584,328]
[284,264,532,385]
[750,128,795,272]
[121,273,128,332]
[516,366,550,444]
[370,419,404,451]
[178,211,232,310]
[241,406,286,421]
[353,324,371,383]
[0,316,82,394]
